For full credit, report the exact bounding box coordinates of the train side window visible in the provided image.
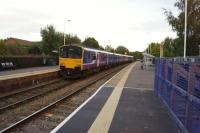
[83,50,90,63]
[92,53,96,60]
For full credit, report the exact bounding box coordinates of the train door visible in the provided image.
[97,52,100,67]
[92,52,97,64]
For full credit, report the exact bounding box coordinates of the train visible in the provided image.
[59,45,133,78]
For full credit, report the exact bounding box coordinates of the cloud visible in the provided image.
[0,0,178,51]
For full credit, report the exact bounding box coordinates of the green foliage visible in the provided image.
[164,0,200,56]
[99,45,105,50]
[82,37,100,49]
[0,40,44,56]
[41,25,82,55]
[129,51,143,60]
[41,25,60,55]
[163,37,184,57]
[28,44,42,55]
[0,39,6,56]
[5,44,29,55]
[172,38,184,56]
[147,37,184,57]
[65,34,81,45]
[149,43,160,57]
[115,46,129,54]
[163,38,175,57]
[105,45,115,53]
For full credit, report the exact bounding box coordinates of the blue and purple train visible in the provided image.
[59,45,133,77]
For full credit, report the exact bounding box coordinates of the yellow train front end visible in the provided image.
[59,45,83,77]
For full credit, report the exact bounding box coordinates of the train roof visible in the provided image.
[60,44,133,58]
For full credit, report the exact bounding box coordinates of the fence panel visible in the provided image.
[155,57,200,133]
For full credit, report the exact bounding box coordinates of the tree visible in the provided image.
[5,43,29,55]
[162,37,184,57]
[41,25,59,55]
[115,46,129,55]
[65,34,81,45]
[0,39,6,56]
[163,37,175,57]
[99,45,105,50]
[164,0,200,56]
[149,42,160,57]
[56,32,81,45]
[41,25,81,55]
[82,37,100,49]
[105,45,115,52]
[129,51,143,60]
[28,44,42,55]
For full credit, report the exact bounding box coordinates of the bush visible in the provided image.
[0,40,6,56]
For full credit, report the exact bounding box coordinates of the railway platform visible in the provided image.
[0,66,59,93]
[51,62,180,133]
[0,66,58,78]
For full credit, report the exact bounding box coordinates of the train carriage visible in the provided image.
[59,45,133,77]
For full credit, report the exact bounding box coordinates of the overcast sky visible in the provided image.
[0,0,178,51]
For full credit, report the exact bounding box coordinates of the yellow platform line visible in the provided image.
[88,62,136,133]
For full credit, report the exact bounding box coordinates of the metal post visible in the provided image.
[184,0,187,58]
[160,43,164,58]
[63,20,71,46]
[199,45,200,56]
[149,44,151,54]
[64,22,65,46]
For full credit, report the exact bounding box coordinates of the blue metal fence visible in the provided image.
[155,57,200,133]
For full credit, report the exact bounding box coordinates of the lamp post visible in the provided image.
[184,0,187,58]
[146,32,152,54]
[160,42,164,58]
[64,19,71,46]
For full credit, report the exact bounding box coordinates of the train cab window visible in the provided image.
[60,46,82,59]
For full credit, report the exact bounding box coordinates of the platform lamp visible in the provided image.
[184,0,187,58]
[64,19,71,46]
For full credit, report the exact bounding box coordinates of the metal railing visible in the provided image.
[154,57,200,133]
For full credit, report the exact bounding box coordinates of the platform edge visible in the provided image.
[50,64,130,133]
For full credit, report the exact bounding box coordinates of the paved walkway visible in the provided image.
[52,62,180,133]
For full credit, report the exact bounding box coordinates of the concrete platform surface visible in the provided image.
[51,62,180,133]
[0,66,58,76]
[0,66,58,80]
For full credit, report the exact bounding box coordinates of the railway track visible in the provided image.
[0,79,61,100]
[0,79,73,112]
[0,64,128,133]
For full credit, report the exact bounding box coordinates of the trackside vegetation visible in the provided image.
[147,0,200,57]
[0,25,143,60]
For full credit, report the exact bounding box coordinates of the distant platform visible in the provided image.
[0,66,59,94]
[0,66,58,80]
[51,62,180,133]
